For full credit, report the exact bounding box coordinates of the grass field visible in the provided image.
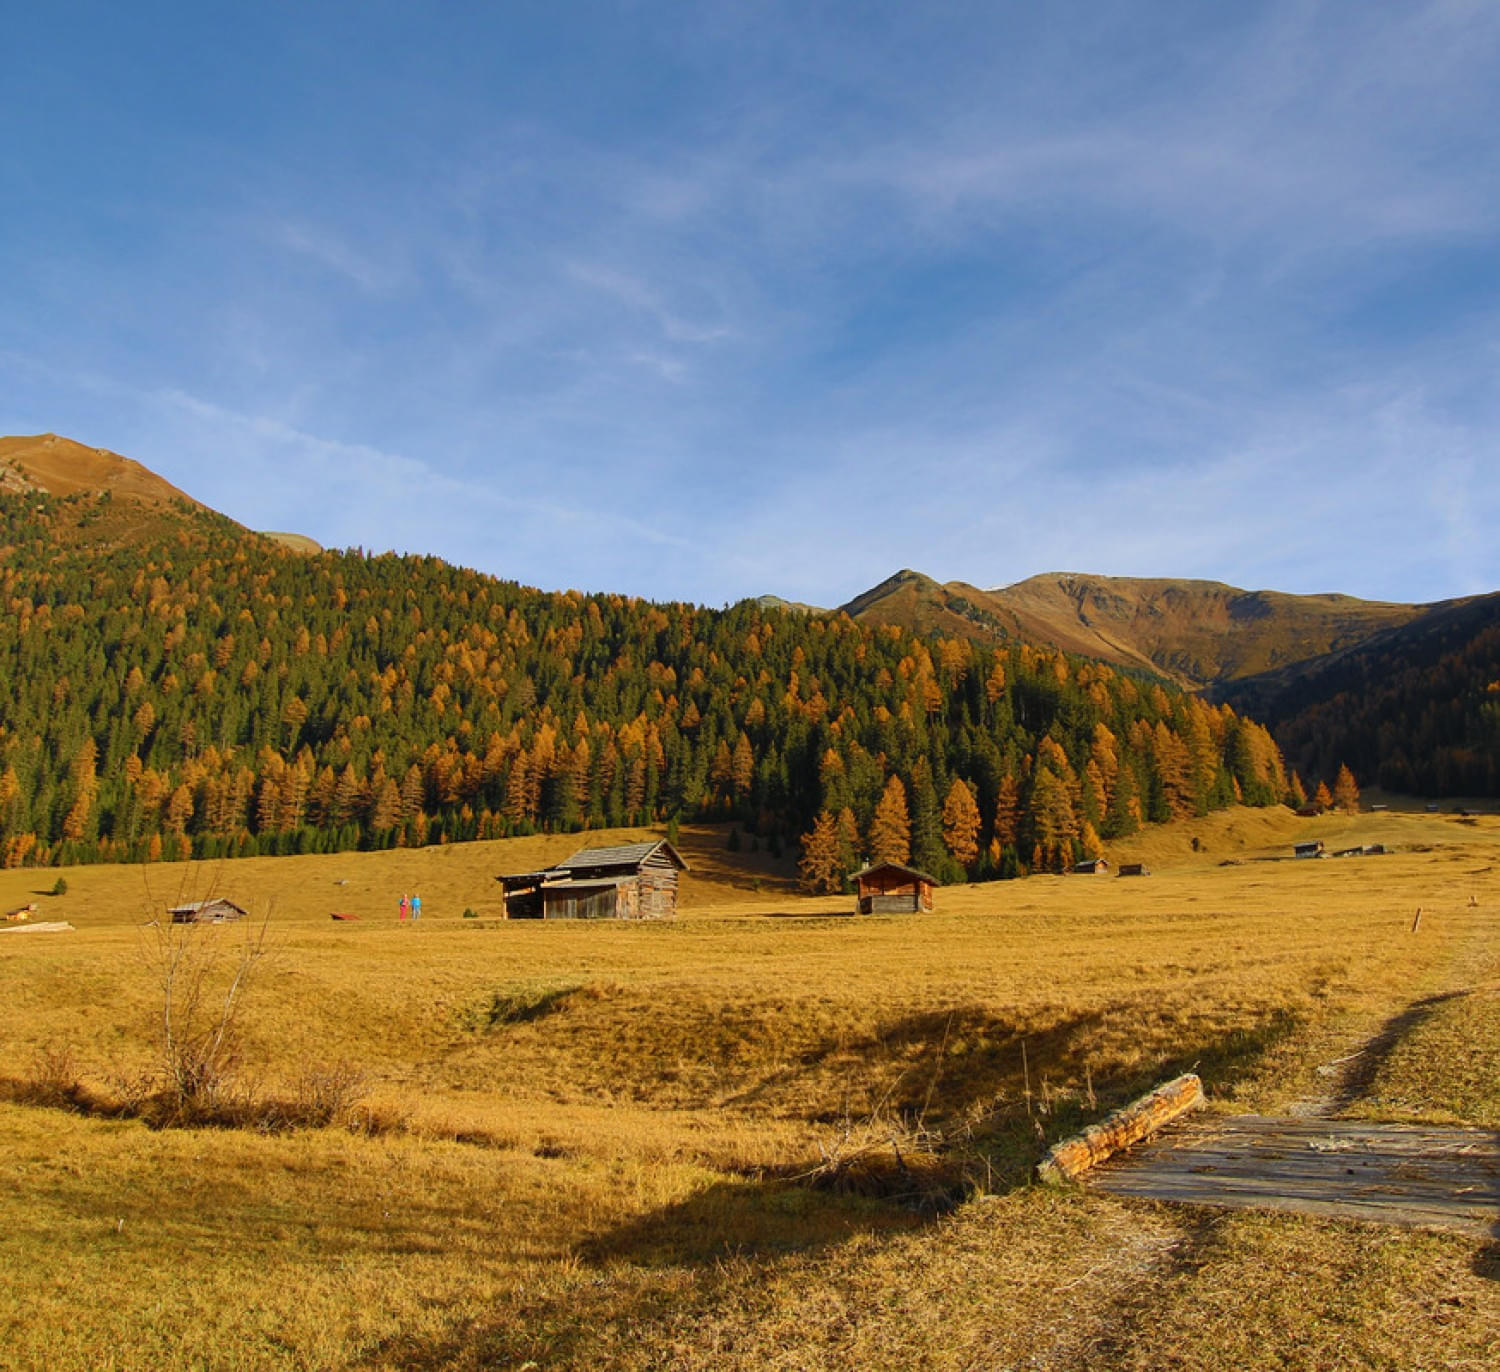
[2,807,1497,1369]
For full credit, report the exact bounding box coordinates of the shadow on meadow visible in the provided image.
[582,1003,1305,1269]
[718,999,1303,1141]
[1329,986,1476,1113]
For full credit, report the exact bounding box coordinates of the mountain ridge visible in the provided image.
[838,568,1443,689]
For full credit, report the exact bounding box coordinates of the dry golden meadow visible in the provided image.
[2,806,1497,1370]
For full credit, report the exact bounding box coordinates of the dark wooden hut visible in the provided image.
[851,862,936,915]
[1071,857,1110,875]
[495,870,558,920]
[1294,841,1325,859]
[1116,863,1151,877]
[497,840,688,920]
[168,898,248,924]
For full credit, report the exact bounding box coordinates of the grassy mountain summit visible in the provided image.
[841,569,1431,688]
[0,432,233,550]
[0,433,322,554]
[0,432,208,507]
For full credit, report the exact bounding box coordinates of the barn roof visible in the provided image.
[167,898,248,916]
[849,861,938,885]
[556,840,689,872]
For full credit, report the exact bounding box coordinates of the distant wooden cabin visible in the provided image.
[852,862,936,915]
[497,840,688,920]
[168,898,248,924]
[1293,841,1325,860]
[1071,857,1110,875]
[1116,863,1151,877]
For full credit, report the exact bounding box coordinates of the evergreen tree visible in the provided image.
[908,758,945,875]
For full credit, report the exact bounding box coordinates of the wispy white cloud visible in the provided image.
[563,260,735,345]
[266,220,401,294]
[6,1,1500,606]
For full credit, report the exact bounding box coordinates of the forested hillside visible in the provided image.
[1218,592,1500,799]
[0,485,1293,874]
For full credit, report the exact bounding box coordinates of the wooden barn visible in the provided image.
[1293,841,1325,859]
[852,862,936,915]
[1071,857,1110,875]
[168,898,248,924]
[497,840,688,920]
[1116,862,1151,877]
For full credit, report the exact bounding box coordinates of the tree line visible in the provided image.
[2,486,1302,874]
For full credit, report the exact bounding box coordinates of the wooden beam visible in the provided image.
[1037,1073,1205,1183]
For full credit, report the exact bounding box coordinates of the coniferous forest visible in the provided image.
[0,486,1295,875]
[1219,591,1500,800]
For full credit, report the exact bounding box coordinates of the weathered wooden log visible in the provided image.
[1037,1073,1205,1183]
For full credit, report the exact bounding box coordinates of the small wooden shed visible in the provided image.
[1293,841,1325,860]
[851,862,936,915]
[168,898,248,924]
[497,840,689,920]
[1116,863,1151,877]
[1071,857,1110,875]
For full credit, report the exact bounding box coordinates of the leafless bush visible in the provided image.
[289,1060,367,1128]
[5,1043,88,1110]
[140,909,272,1124]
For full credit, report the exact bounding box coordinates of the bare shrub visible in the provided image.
[1,1043,89,1110]
[289,1060,367,1128]
[140,909,272,1124]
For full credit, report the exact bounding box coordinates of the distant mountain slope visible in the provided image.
[262,531,325,555]
[0,432,239,551]
[0,433,207,507]
[840,570,1431,689]
[0,433,325,554]
[1215,592,1500,797]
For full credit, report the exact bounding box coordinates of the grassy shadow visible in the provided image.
[581,1007,1306,1270]
[579,1175,921,1267]
[1328,988,1474,1113]
[455,982,587,1031]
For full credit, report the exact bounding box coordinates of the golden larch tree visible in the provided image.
[1333,764,1360,814]
[867,775,911,865]
[940,778,981,868]
[798,811,843,894]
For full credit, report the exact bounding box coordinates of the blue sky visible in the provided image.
[4,1,1499,607]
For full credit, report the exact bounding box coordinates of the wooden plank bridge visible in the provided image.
[1091,1114,1500,1237]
